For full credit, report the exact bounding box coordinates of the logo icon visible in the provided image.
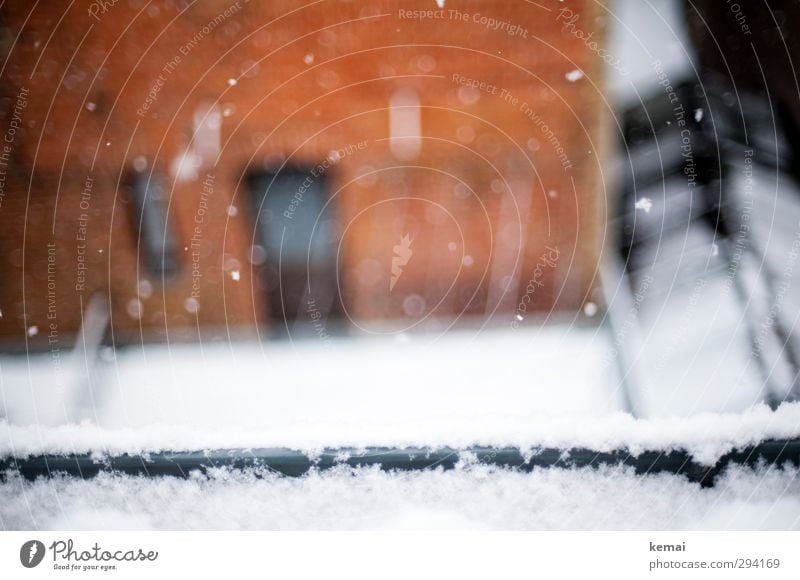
[20,540,45,568]
[390,234,413,292]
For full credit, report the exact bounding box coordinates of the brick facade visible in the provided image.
[0,0,608,346]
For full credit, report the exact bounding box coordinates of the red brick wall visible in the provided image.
[0,0,609,345]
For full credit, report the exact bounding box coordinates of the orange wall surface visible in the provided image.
[0,0,609,345]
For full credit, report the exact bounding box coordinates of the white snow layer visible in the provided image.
[1,327,622,429]
[0,325,798,464]
[2,464,798,530]
[2,403,800,466]
[2,326,799,530]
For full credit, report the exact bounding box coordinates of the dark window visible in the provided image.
[247,166,342,336]
[125,167,179,279]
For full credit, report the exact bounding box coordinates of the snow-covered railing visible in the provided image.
[3,440,799,488]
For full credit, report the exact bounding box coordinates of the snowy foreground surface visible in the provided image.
[2,326,800,462]
[2,326,800,529]
[2,403,800,465]
[2,326,623,430]
[2,465,799,530]
[1,325,791,461]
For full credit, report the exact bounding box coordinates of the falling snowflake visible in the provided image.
[635,197,653,213]
[515,314,524,321]
[27,325,38,337]
[694,108,703,122]
[138,279,153,299]
[171,151,201,183]
[184,297,200,314]
[565,69,584,82]
[231,270,240,281]
[227,78,237,87]
[436,0,445,7]
[583,302,598,317]
[304,54,314,65]
[126,299,143,319]
[711,243,719,257]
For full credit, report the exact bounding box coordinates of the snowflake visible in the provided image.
[635,197,653,213]
[565,69,584,82]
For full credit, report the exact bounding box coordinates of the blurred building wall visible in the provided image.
[0,0,608,345]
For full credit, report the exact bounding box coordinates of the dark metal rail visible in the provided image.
[2,439,799,488]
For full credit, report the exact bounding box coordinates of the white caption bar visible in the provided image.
[1,531,798,579]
